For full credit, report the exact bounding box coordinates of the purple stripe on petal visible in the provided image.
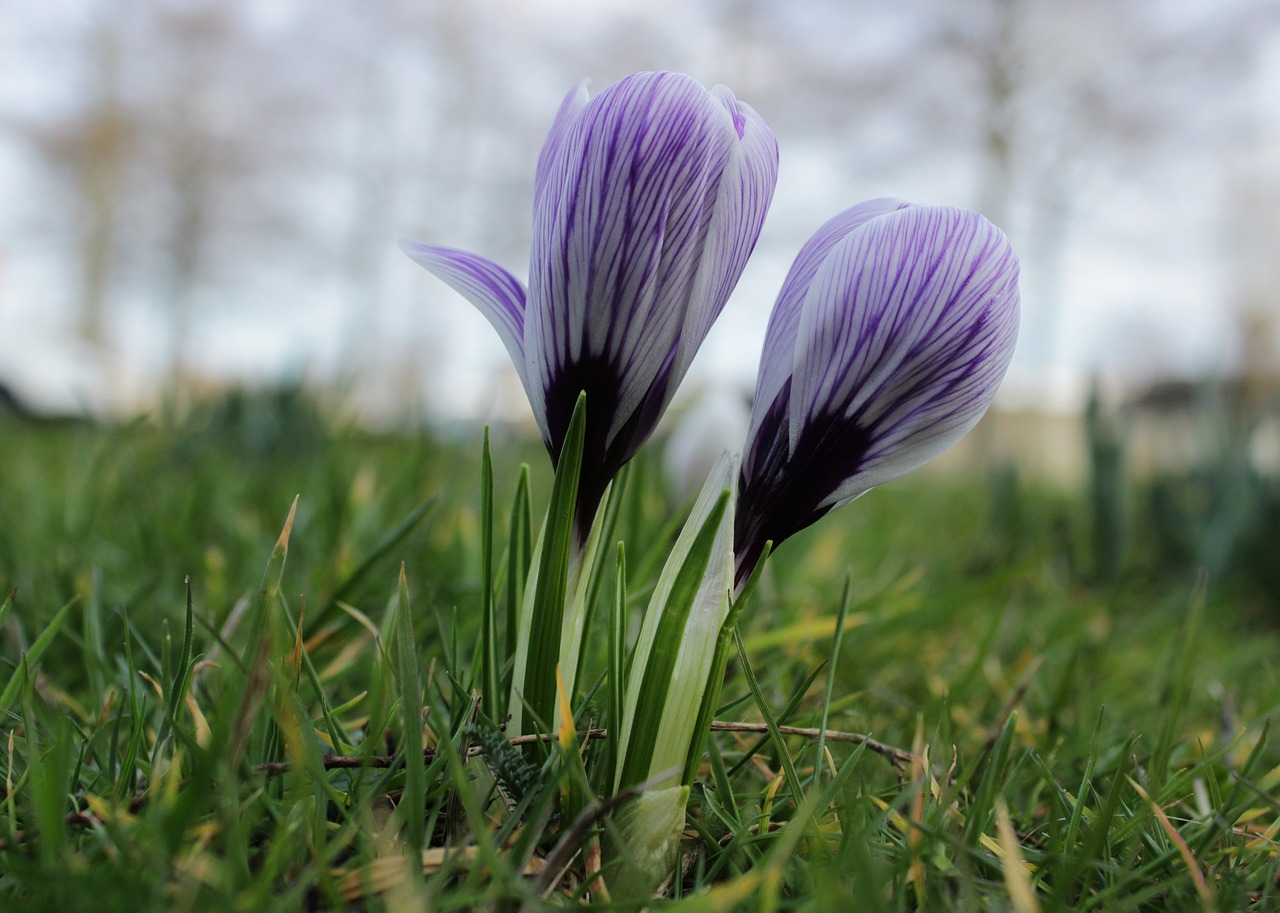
[528,72,777,461]
[399,241,530,390]
[410,71,779,546]
[736,202,1019,585]
[745,199,907,478]
[664,88,779,393]
[534,80,589,216]
[789,207,1017,467]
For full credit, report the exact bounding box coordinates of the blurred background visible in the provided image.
[3,0,1278,423]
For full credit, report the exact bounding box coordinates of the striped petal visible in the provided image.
[398,241,530,391]
[534,80,589,217]
[736,203,1019,582]
[524,72,778,536]
[527,72,775,459]
[655,87,779,433]
[791,206,1019,507]
[744,198,907,480]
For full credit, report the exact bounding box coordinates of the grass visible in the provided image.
[1,390,1279,911]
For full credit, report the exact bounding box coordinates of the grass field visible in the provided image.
[1,390,1278,911]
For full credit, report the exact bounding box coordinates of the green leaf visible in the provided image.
[242,496,298,661]
[733,627,807,813]
[480,427,499,719]
[506,464,533,669]
[510,392,585,736]
[609,784,690,899]
[814,571,855,784]
[617,452,734,792]
[224,498,297,770]
[394,563,426,858]
[574,462,630,690]
[0,597,77,711]
[686,539,772,786]
[604,542,627,793]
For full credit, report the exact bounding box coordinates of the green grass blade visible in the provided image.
[814,571,854,785]
[506,464,533,670]
[1152,574,1206,788]
[574,462,629,690]
[962,711,1019,848]
[605,541,627,793]
[0,597,77,711]
[688,542,771,786]
[480,427,499,719]
[394,563,426,858]
[732,627,807,813]
[241,496,298,661]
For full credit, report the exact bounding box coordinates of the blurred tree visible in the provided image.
[698,0,1279,361]
[9,5,133,350]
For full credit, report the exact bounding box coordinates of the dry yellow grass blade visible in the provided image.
[995,800,1041,913]
[907,715,926,896]
[1129,777,1216,909]
[337,847,548,902]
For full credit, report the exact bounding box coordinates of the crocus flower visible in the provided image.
[735,200,1020,584]
[402,71,778,539]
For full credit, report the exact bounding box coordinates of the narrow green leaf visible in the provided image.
[732,627,807,812]
[962,712,1019,847]
[605,542,627,793]
[556,484,612,707]
[242,496,298,661]
[23,670,71,865]
[618,490,730,790]
[1152,574,1206,787]
[82,570,108,699]
[480,427,499,719]
[506,464,533,667]
[814,571,854,785]
[394,563,426,858]
[113,609,146,804]
[574,463,630,690]
[0,597,77,710]
[151,576,200,766]
[511,392,585,736]
[686,540,771,786]
[0,587,14,630]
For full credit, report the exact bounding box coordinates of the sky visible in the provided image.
[2,0,1278,422]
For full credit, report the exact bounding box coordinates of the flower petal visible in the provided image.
[526,71,756,452]
[650,87,779,439]
[534,79,589,217]
[399,241,531,390]
[744,198,907,480]
[790,205,1019,509]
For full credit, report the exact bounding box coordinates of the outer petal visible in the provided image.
[526,72,746,451]
[744,198,907,479]
[656,88,779,419]
[735,203,1019,584]
[790,205,1019,508]
[399,241,531,391]
[534,80,589,216]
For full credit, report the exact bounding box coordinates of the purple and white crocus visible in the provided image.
[735,199,1020,585]
[402,72,778,540]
